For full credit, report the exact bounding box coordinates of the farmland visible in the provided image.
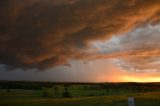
[0,81,160,106]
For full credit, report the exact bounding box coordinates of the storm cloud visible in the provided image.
[93,25,160,72]
[0,0,160,69]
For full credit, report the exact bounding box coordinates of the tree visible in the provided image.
[54,86,59,96]
[62,85,71,98]
[54,86,58,92]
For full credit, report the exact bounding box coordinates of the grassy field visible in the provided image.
[0,85,160,106]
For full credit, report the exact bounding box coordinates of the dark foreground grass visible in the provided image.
[0,92,160,106]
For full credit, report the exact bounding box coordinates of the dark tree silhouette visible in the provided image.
[62,85,71,98]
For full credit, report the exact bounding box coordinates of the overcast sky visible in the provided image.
[0,0,160,82]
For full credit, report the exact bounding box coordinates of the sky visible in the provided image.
[0,0,160,82]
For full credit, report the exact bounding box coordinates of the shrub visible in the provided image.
[6,89,11,92]
[62,91,71,98]
[42,91,49,97]
[88,94,94,96]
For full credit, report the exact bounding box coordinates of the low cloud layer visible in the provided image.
[0,0,160,70]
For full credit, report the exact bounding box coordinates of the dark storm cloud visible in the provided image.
[0,0,160,69]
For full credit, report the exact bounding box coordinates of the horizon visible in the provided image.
[1,80,160,83]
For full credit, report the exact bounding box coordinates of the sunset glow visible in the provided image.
[0,0,159,82]
[121,76,160,82]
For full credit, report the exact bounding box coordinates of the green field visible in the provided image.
[0,85,160,106]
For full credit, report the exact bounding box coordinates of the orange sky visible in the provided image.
[0,0,159,82]
[96,68,160,82]
[81,59,160,82]
[0,59,159,82]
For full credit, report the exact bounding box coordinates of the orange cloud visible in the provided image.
[0,0,160,69]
